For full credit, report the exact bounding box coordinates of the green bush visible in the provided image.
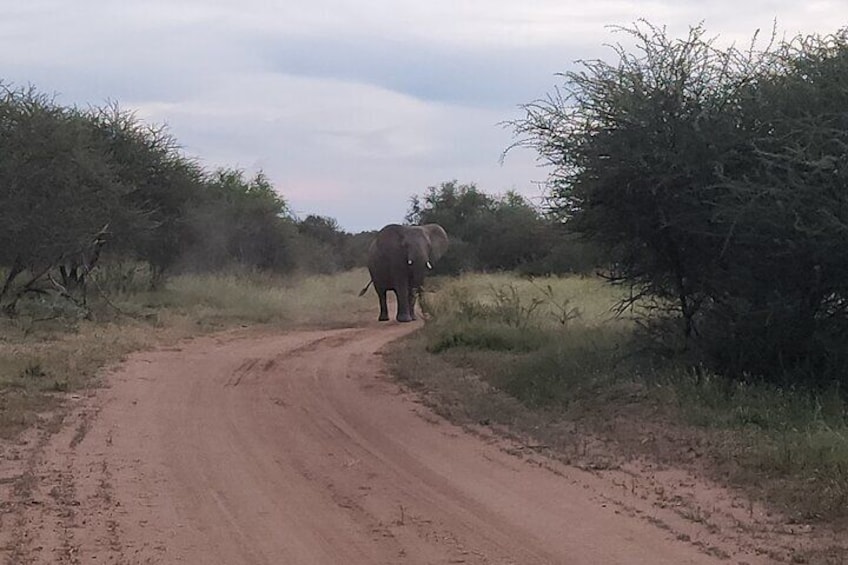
[510,22,848,388]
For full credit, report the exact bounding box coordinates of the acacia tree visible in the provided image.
[702,30,848,378]
[510,23,848,384]
[0,87,136,304]
[87,103,205,283]
[0,82,362,311]
[293,215,353,273]
[182,169,299,273]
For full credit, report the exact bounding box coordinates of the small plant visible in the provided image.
[427,324,549,354]
[533,282,582,326]
[20,362,47,380]
[50,378,70,392]
[489,284,544,328]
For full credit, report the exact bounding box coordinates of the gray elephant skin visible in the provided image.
[359,223,449,322]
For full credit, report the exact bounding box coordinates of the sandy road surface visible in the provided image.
[0,322,788,564]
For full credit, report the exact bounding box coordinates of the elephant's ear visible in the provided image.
[423,224,449,262]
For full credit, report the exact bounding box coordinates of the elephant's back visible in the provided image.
[375,223,404,240]
[372,224,406,254]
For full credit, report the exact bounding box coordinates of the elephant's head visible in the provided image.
[402,224,449,286]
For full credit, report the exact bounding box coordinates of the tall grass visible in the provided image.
[412,272,848,523]
[143,269,373,327]
[424,273,623,327]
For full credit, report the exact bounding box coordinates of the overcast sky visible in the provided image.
[2,1,846,231]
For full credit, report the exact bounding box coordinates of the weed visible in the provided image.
[492,327,630,409]
[531,280,582,326]
[489,284,545,328]
[90,261,157,295]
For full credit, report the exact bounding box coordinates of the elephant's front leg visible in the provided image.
[408,286,418,321]
[395,284,414,323]
[376,288,389,321]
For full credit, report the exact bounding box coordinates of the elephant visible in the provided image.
[359,223,448,322]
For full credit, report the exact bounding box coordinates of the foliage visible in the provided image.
[182,169,299,273]
[0,87,140,298]
[293,215,370,273]
[406,180,598,274]
[297,214,345,248]
[86,103,204,277]
[0,81,375,313]
[510,22,848,387]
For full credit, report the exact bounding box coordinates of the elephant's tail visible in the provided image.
[358,279,373,297]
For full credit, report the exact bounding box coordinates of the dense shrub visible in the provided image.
[510,22,848,387]
[0,82,369,309]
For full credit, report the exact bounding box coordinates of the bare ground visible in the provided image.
[0,321,836,564]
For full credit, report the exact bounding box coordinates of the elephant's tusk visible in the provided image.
[426,261,432,269]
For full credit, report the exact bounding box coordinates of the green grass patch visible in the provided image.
[654,369,848,520]
[426,321,552,353]
[491,326,632,409]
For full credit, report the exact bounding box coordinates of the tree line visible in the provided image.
[0,84,371,310]
[510,23,848,388]
[406,180,599,275]
[0,80,592,309]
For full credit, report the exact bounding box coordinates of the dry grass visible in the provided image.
[143,269,374,328]
[424,272,626,328]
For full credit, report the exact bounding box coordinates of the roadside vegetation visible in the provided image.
[510,22,848,391]
[392,274,848,529]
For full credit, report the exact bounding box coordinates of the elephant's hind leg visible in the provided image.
[376,288,389,321]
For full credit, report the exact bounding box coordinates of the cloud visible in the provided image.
[132,71,533,231]
[257,36,589,109]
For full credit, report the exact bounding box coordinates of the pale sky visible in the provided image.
[2,1,846,231]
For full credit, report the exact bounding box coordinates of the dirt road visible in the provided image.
[1,322,784,564]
